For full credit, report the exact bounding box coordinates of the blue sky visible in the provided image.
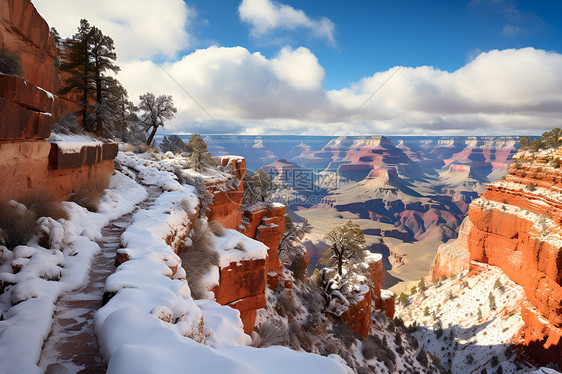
[188,0,561,90]
[33,0,562,136]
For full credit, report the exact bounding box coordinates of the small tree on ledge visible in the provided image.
[188,134,215,171]
[323,220,366,275]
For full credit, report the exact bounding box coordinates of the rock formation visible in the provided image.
[0,0,114,203]
[431,147,562,367]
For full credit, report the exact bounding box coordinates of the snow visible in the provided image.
[47,133,104,153]
[213,228,268,268]
[396,263,541,373]
[93,152,350,374]
[36,85,55,100]
[0,164,147,374]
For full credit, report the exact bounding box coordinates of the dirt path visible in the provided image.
[39,186,161,374]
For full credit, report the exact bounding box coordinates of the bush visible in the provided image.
[22,193,68,221]
[0,201,37,250]
[178,220,219,299]
[253,319,289,348]
[285,250,307,282]
[51,114,83,135]
[160,135,190,154]
[70,174,110,212]
[0,48,24,77]
[176,173,213,217]
[489,292,497,310]
[208,220,226,237]
[549,157,560,168]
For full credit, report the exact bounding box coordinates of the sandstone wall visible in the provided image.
[0,0,58,92]
[0,141,117,202]
[430,217,472,281]
[466,149,562,366]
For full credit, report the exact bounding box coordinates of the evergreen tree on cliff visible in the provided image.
[90,26,119,135]
[323,220,366,275]
[139,93,177,147]
[188,134,215,171]
[59,19,94,128]
[59,20,119,134]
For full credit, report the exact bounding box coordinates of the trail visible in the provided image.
[39,186,161,374]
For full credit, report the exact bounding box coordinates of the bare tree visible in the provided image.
[139,92,177,146]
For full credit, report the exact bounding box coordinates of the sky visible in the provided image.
[32,0,562,136]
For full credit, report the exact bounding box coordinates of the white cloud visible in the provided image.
[118,47,562,136]
[27,0,562,136]
[239,0,335,43]
[32,0,193,61]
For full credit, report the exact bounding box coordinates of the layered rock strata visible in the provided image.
[433,148,562,366]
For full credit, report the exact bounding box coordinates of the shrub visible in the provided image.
[416,348,428,367]
[253,319,289,348]
[276,291,299,317]
[0,48,24,77]
[466,353,475,365]
[177,173,213,217]
[22,193,68,221]
[549,157,560,168]
[424,306,430,316]
[284,249,307,282]
[51,114,83,135]
[491,355,499,367]
[70,174,110,212]
[526,183,537,192]
[178,220,219,299]
[489,292,497,310]
[208,220,226,237]
[0,201,37,250]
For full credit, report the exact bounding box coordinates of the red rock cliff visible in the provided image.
[466,148,562,366]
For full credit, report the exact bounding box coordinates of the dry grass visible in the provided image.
[22,193,68,221]
[208,220,226,237]
[178,221,219,299]
[70,174,110,212]
[0,201,38,250]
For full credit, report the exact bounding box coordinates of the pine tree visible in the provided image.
[324,220,366,275]
[244,169,274,204]
[59,20,119,134]
[161,135,189,154]
[139,93,177,146]
[188,134,215,171]
[89,26,119,135]
[59,19,94,128]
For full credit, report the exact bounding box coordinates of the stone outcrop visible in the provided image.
[0,0,58,92]
[0,0,115,203]
[430,217,472,281]
[460,148,562,367]
[212,260,267,335]
[239,204,286,287]
[341,254,394,338]
[206,156,246,230]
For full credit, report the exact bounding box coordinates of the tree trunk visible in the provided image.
[146,125,158,147]
[337,255,343,276]
[95,68,103,135]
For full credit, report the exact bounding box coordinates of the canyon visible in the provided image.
[429,147,562,368]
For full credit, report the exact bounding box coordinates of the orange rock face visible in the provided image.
[430,218,472,281]
[206,157,247,230]
[341,288,372,338]
[0,141,115,203]
[240,204,286,277]
[212,259,267,335]
[466,149,562,366]
[0,0,58,92]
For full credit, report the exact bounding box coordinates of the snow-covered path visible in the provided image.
[38,186,162,374]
